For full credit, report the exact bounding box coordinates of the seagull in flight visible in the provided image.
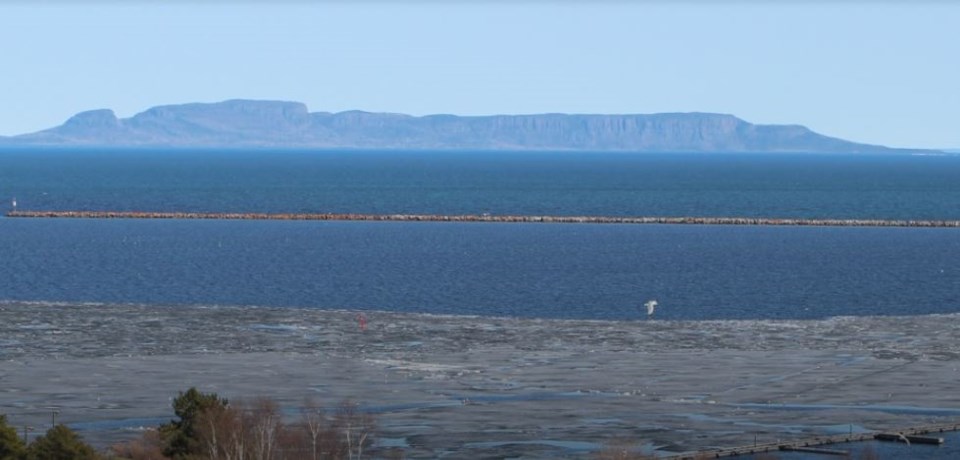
[644,299,659,317]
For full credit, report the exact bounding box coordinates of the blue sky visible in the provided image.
[1,1,957,148]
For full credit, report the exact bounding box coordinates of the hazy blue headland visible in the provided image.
[0,99,940,154]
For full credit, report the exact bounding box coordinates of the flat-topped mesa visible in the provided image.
[5,210,960,228]
[2,99,938,153]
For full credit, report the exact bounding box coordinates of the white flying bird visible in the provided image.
[644,299,658,317]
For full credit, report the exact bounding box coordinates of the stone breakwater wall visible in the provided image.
[6,210,960,227]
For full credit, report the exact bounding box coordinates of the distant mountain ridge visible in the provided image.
[0,99,929,153]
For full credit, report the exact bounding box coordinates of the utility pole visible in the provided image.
[51,409,60,428]
[22,425,33,444]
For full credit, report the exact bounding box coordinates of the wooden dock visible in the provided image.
[780,445,850,456]
[875,433,944,445]
[664,421,960,459]
[6,210,960,228]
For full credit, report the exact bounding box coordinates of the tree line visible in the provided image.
[1,388,384,460]
[0,416,98,460]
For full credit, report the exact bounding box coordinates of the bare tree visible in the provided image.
[859,444,880,460]
[594,439,654,460]
[333,400,376,460]
[246,398,282,460]
[196,403,245,460]
[109,429,166,460]
[299,397,326,460]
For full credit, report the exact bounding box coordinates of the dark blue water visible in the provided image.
[2,148,960,219]
[1,149,958,320]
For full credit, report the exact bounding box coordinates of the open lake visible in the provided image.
[1,149,958,320]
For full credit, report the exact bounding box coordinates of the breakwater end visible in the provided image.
[5,210,960,227]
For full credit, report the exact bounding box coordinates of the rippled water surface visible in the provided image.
[1,149,958,319]
[2,148,960,219]
[1,218,957,320]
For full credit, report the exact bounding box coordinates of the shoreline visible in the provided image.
[6,298,960,324]
[4,302,960,457]
[7,210,960,227]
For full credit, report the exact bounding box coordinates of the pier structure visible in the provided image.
[5,210,960,228]
[667,422,960,459]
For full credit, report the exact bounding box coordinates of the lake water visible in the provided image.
[3,148,960,219]
[1,148,958,320]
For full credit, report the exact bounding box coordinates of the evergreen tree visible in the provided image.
[0,415,27,460]
[160,387,228,459]
[25,424,97,460]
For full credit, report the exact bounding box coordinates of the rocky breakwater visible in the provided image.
[5,210,960,227]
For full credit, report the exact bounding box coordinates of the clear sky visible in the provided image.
[1,1,957,148]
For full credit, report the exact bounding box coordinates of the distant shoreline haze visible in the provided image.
[0,99,939,154]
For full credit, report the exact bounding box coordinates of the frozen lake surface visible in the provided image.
[3,302,960,458]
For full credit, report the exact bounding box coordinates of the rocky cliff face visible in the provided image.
[1,99,912,153]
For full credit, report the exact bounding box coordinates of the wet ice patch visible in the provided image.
[247,324,303,333]
[464,439,601,451]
